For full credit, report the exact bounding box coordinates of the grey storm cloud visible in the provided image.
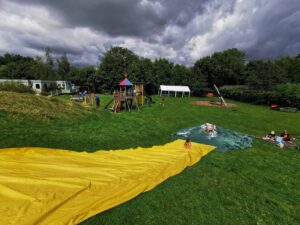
[244,0,300,59]
[1,0,300,65]
[14,0,210,37]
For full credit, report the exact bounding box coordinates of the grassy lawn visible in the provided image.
[0,94,299,225]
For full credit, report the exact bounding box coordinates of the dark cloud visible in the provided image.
[244,0,300,60]
[1,0,300,66]
[25,41,82,56]
[182,0,300,62]
[14,0,210,37]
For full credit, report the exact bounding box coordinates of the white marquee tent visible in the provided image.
[158,85,191,97]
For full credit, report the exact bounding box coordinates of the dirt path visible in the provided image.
[192,100,237,108]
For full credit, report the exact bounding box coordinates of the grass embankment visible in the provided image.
[0,91,89,120]
[0,94,299,225]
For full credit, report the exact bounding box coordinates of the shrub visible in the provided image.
[221,83,300,108]
[274,83,300,108]
[0,81,34,94]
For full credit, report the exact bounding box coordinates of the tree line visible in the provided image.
[0,47,299,95]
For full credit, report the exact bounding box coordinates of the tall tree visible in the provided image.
[194,48,246,88]
[57,52,71,80]
[44,47,55,80]
[0,53,35,79]
[171,64,191,85]
[29,56,48,80]
[68,66,96,88]
[97,47,139,91]
[128,58,153,94]
[276,56,300,83]
[151,58,174,93]
[193,56,212,89]
[246,60,287,90]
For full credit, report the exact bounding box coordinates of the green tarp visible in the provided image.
[173,124,253,152]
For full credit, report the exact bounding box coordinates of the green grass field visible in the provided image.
[0,93,299,225]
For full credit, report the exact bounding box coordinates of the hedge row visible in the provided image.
[220,83,300,108]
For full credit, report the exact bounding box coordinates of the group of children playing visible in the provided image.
[264,130,290,141]
[184,128,299,150]
[263,130,299,149]
[184,123,218,149]
[81,91,101,108]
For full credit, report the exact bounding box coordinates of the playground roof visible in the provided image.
[159,85,190,93]
[119,78,133,86]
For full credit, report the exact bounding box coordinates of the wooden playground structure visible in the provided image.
[105,76,144,113]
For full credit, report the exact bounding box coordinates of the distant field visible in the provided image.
[0,93,299,225]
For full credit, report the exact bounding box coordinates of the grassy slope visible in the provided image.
[0,91,89,120]
[0,95,299,225]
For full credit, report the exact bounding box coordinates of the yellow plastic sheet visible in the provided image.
[0,140,215,225]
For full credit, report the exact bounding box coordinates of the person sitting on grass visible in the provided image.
[279,130,299,150]
[263,131,276,141]
[184,139,192,149]
[275,136,284,149]
[280,130,291,142]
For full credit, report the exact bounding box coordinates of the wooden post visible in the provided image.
[117,92,121,112]
[141,84,144,106]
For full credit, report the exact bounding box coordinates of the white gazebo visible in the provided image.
[158,85,191,97]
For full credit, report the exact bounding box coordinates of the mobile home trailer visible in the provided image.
[0,79,76,94]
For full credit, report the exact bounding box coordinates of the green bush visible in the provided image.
[274,83,300,107]
[0,81,34,94]
[221,83,300,108]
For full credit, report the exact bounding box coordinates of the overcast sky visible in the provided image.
[0,0,299,66]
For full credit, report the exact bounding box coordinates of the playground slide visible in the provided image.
[0,140,215,225]
[104,98,114,109]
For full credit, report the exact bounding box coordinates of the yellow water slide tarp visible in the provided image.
[0,140,215,225]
